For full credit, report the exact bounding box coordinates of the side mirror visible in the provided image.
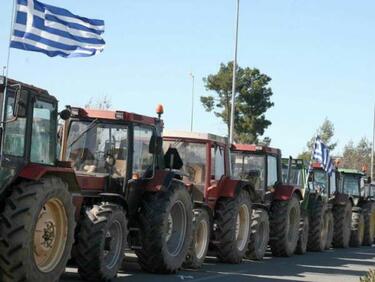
[164,147,183,170]
[105,154,115,167]
[13,87,27,118]
[59,108,71,120]
[149,134,162,154]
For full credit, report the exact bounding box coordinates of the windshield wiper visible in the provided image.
[68,119,99,148]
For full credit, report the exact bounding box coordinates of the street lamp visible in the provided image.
[189,72,195,132]
[229,0,240,144]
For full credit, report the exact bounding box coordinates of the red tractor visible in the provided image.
[163,131,255,268]
[231,144,304,258]
[60,106,192,279]
[0,77,78,282]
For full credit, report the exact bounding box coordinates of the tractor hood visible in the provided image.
[0,166,16,193]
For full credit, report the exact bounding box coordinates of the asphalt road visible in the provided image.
[61,246,375,282]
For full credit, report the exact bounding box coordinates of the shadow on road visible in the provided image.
[61,245,375,282]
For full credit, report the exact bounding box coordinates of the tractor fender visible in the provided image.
[99,193,128,210]
[273,184,303,202]
[144,169,186,192]
[218,178,258,201]
[18,163,81,193]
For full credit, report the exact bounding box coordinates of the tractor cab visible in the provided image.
[337,169,365,205]
[307,163,337,198]
[0,77,69,192]
[162,130,230,208]
[282,158,306,187]
[231,144,295,201]
[60,106,165,214]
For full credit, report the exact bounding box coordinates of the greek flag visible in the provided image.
[10,0,105,58]
[310,137,335,176]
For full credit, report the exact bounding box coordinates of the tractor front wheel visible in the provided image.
[74,203,127,281]
[307,200,327,252]
[332,201,352,248]
[0,177,75,282]
[350,211,365,247]
[136,182,193,273]
[325,210,334,250]
[295,213,309,255]
[214,189,252,264]
[246,209,269,260]
[270,195,301,257]
[363,204,375,246]
[183,208,210,269]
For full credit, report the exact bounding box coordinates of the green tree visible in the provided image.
[341,138,372,172]
[200,62,274,143]
[298,118,337,160]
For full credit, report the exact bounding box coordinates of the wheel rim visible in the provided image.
[194,218,209,259]
[235,204,250,251]
[165,200,187,256]
[33,198,68,273]
[103,219,123,269]
[359,217,365,242]
[287,206,298,243]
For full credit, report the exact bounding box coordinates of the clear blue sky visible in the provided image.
[1,0,374,157]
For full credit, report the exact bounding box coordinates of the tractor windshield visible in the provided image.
[231,152,265,191]
[310,170,328,193]
[66,121,128,178]
[282,166,304,186]
[163,140,206,190]
[341,174,360,197]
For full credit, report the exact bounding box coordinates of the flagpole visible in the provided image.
[1,0,16,162]
[5,0,16,83]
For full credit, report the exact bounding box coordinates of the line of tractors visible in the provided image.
[0,77,374,282]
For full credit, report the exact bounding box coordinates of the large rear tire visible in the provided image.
[214,189,252,264]
[246,209,269,260]
[307,199,327,252]
[0,177,75,282]
[332,201,352,248]
[270,195,300,257]
[136,182,192,273]
[295,213,309,255]
[74,203,127,281]
[363,204,375,246]
[183,208,210,269]
[350,211,364,247]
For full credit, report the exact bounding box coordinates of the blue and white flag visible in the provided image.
[10,0,105,58]
[310,136,335,176]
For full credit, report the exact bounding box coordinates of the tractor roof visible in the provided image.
[163,130,228,145]
[231,144,280,155]
[1,76,56,101]
[281,158,306,168]
[69,106,160,127]
[338,168,365,176]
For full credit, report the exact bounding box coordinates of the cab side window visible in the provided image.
[133,126,154,177]
[267,155,278,186]
[30,99,56,165]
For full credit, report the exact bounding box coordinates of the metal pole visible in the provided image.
[5,0,16,82]
[190,73,195,132]
[371,103,375,181]
[229,0,240,144]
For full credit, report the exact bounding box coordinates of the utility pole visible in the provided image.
[190,73,195,132]
[229,0,240,144]
[371,103,375,181]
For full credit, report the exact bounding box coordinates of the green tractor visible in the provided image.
[282,159,355,251]
[337,169,375,246]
